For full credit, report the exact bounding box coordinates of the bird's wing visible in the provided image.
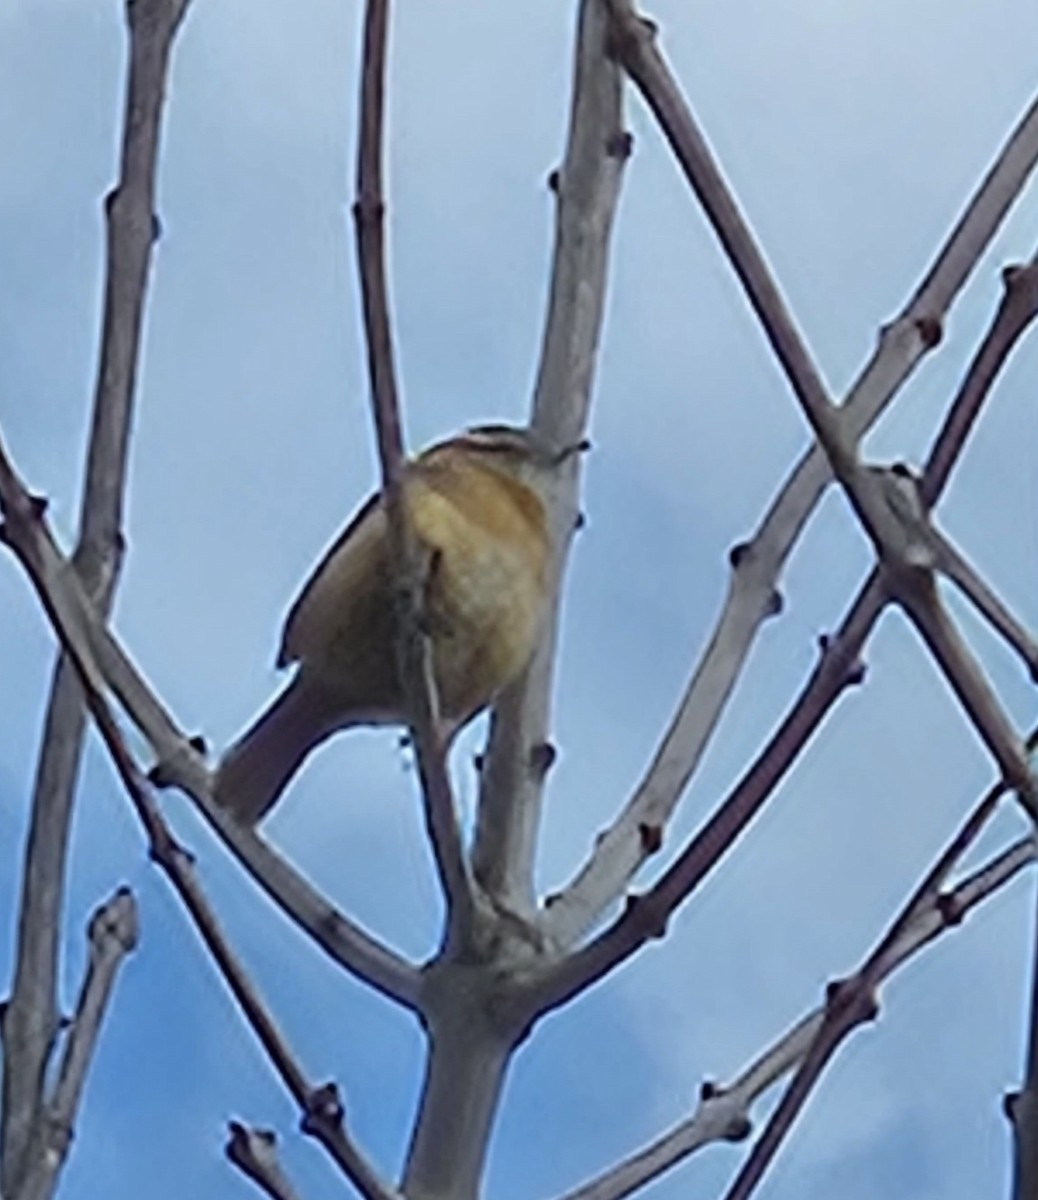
[277,491,387,667]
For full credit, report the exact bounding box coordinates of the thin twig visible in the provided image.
[350,0,474,946]
[13,890,139,1200]
[0,3,192,1197]
[554,832,1035,1200]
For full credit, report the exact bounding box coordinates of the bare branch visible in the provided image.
[226,1124,305,1200]
[13,890,139,1200]
[718,757,1031,1200]
[900,574,1037,817]
[531,573,884,1014]
[923,254,1038,505]
[1,2,192,1195]
[544,8,1038,948]
[603,4,1033,807]
[350,0,474,946]
[0,533,401,1200]
[934,534,1038,678]
[0,434,421,1012]
[537,201,1038,999]
[556,825,1035,1200]
[471,0,628,919]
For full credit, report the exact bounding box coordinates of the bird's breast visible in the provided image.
[408,465,550,717]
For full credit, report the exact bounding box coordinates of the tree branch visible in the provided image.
[1,2,192,1195]
[543,5,1038,948]
[13,890,139,1200]
[533,236,1036,1005]
[0,434,421,1012]
[351,0,475,949]
[531,571,885,1014]
[0,527,401,1200]
[471,0,628,921]
[718,748,1034,1200]
[226,1123,306,1200]
[553,829,1035,1200]
[605,0,1035,812]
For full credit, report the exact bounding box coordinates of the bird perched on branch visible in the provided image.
[215,424,583,825]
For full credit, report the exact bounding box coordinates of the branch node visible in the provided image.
[529,740,557,780]
[727,540,751,569]
[146,756,178,789]
[817,633,868,686]
[26,493,50,520]
[547,167,560,193]
[936,890,965,926]
[606,130,634,161]
[764,586,784,619]
[724,1114,753,1143]
[914,314,943,348]
[151,212,163,243]
[623,892,667,939]
[302,1081,345,1136]
[638,822,663,854]
[574,509,587,532]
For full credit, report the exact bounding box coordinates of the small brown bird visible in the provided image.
[215,424,578,824]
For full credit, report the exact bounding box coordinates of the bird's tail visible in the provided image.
[214,680,335,825]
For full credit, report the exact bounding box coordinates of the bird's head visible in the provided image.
[430,423,589,489]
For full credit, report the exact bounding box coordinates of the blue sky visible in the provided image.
[1,1,1037,1198]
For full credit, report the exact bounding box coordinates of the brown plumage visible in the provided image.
[214,425,575,824]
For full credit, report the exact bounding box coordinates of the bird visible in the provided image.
[214,423,581,824]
